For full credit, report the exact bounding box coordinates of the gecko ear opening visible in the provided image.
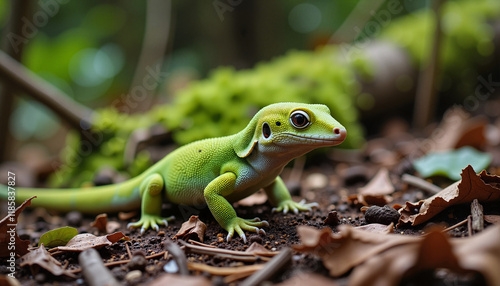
[233,116,259,158]
[235,139,258,158]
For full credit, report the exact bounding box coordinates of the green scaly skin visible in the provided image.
[0,102,346,242]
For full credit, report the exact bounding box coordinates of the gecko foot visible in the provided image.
[127,214,175,234]
[272,199,318,214]
[225,217,269,243]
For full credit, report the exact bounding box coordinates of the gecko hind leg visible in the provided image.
[127,173,174,234]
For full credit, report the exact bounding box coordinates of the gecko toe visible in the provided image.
[241,233,247,244]
[261,220,269,227]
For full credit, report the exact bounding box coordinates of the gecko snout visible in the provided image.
[332,127,347,141]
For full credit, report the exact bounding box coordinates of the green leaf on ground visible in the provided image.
[413,147,492,180]
[39,226,78,248]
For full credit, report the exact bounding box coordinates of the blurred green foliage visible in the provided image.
[2,0,498,187]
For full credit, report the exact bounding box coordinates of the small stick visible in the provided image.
[240,248,293,286]
[470,199,484,235]
[125,242,133,259]
[71,250,167,274]
[187,239,217,248]
[79,248,120,286]
[402,174,442,194]
[442,218,468,233]
[187,262,263,276]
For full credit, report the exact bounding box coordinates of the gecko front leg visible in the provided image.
[204,172,268,243]
[127,173,174,234]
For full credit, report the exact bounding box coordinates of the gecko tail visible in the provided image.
[0,175,144,214]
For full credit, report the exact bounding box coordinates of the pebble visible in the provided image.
[127,254,147,271]
[248,234,263,244]
[125,270,142,282]
[323,211,339,226]
[364,205,400,225]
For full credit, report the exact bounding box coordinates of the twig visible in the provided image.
[470,199,484,235]
[128,0,172,112]
[413,0,445,129]
[187,262,264,276]
[240,248,293,286]
[79,248,120,286]
[180,240,277,262]
[0,50,93,130]
[71,250,167,274]
[165,240,189,276]
[402,174,442,194]
[125,242,133,259]
[0,0,30,161]
[442,218,468,233]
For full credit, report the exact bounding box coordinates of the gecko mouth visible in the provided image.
[277,132,346,145]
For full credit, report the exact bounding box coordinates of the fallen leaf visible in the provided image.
[348,226,500,286]
[426,107,487,152]
[174,216,206,242]
[0,196,35,257]
[148,273,211,286]
[245,242,271,255]
[90,214,108,233]
[51,232,129,252]
[358,168,394,195]
[19,244,76,278]
[38,227,78,248]
[399,165,500,226]
[356,223,394,234]
[294,224,500,286]
[413,147,491,180]
[347,193,392,207]
[293,225,415,277]
[485,215,500,225]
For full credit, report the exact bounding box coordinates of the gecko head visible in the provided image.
[234,102,347,158]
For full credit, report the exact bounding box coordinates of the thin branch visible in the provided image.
[0,50,93,130]
[402,174,442,194]
[240,248,292,286]
[413,0,445,129]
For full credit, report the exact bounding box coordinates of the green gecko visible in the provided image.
[1,102,346,242]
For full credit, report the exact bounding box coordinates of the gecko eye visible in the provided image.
[262,122,271,138]
[290,110,310,129]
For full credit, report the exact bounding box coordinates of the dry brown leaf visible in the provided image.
[245,242,271,254]
[294,224,500,286]
[356,223,394,234]
[427,107,487,152]
[347,194,392,207]
[19,244,76,278]
[51,232,129,252]
[275,273,339,286]
[149,273,211,286]
[90,213,108,232]
[399,165,500,226]
[485,215,500,224]
[358,168,395,196]
[174,215,206,242]
[349,226,500,286]
[0,196,35,257]
[293,225,415,277]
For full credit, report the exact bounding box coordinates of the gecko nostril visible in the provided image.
[333,127,341,135]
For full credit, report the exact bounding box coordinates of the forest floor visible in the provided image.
[2,105,500,286]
